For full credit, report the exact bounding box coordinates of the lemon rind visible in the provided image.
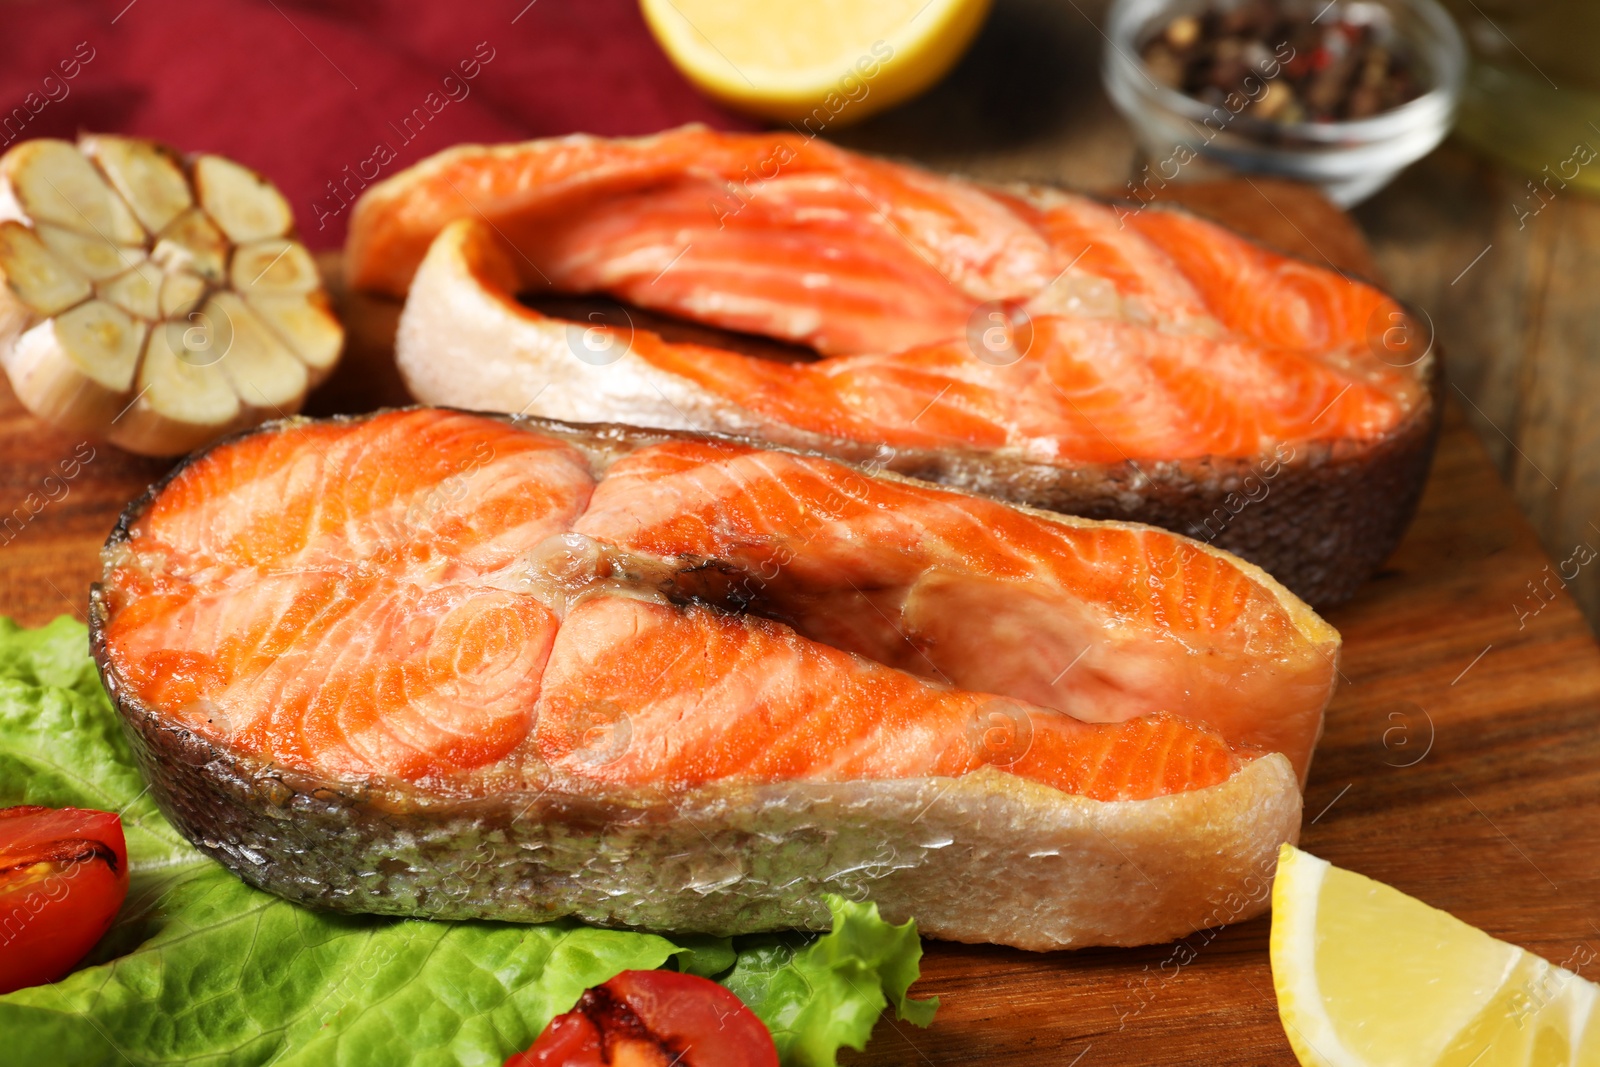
[639,0,992,123]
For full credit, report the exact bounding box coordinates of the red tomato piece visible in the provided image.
[508,969,778,1067]
[0,805,130,994]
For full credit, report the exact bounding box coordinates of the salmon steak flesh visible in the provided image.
[93,408,1338,950]
[347,126,1439,607]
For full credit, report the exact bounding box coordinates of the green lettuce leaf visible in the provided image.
[723,896,938,1067]
[0,617,934,1065]
[0,616,194,870]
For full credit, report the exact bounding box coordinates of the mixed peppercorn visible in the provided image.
[1139,2,1426,123]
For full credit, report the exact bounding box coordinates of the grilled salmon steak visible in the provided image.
[345,126,1438,606]
[93,408,1335,950]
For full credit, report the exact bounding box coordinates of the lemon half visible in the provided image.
[1271,845,1600,1067]
[640,0,992,124]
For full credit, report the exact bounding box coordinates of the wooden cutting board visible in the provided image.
[1,183,1596,1066]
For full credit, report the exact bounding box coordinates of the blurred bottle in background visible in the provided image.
[1442,0,1600,192]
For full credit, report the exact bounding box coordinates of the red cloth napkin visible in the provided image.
[0,0,754,248]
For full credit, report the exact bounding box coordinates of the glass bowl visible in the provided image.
[1102,0,1466,205]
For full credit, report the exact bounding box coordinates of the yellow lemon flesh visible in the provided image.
[639,0,992,125]
[1271,844,1600,1067]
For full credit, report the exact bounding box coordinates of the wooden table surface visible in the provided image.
[2,4,1598,1063]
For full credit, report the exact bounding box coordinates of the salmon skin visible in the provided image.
[347,126,1440,607]
[93,408,1333,949]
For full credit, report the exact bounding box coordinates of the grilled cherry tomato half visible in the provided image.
[0,805,129,994]
[507,969,778,1067]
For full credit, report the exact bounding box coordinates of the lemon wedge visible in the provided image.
[1271,844,1600,1067]
[639,0,992,124]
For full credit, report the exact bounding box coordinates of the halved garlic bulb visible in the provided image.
[0,135,344,456]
